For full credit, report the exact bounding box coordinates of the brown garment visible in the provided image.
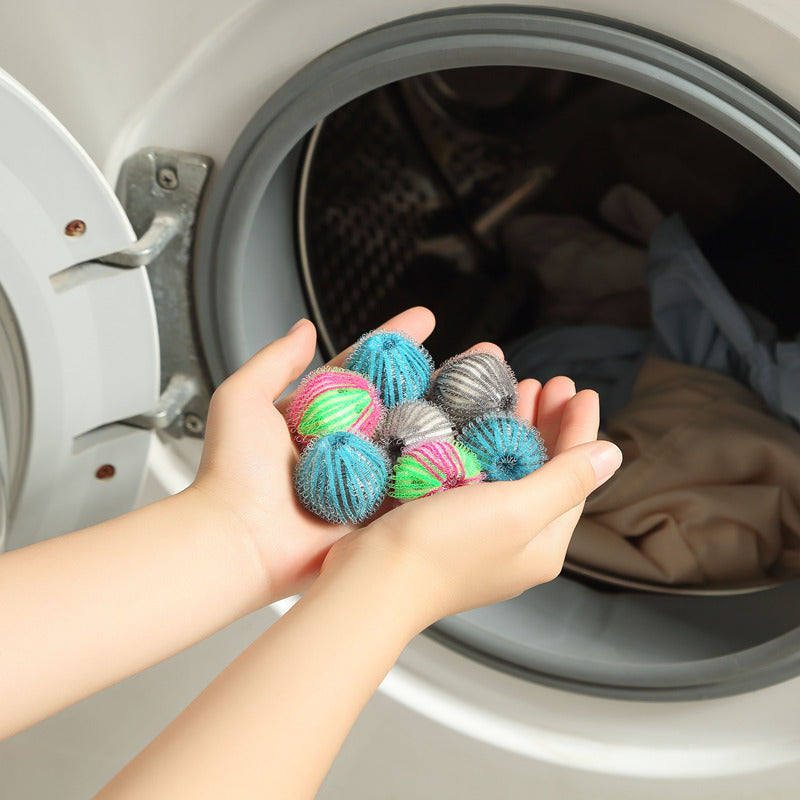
[569,355,800,585]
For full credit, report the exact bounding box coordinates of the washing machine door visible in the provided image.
[0,67,162,550]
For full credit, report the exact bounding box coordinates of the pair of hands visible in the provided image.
[191,307,622,628]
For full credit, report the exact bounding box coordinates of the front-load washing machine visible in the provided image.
[3,1,800,797]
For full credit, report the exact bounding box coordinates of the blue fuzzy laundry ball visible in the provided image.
[345,329,434,408]
[293,430,390,524]
[458,413,547,482]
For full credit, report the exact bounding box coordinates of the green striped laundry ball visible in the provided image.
[390,441,484,501]
[287,367,385,447]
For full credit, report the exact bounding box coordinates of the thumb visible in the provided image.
[229,319,318,402]
[512,440,623,530]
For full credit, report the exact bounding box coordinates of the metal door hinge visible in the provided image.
[102,148,214,438]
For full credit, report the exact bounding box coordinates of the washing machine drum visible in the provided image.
[192,9,800,702]
[295,69,800,701]
[6,8,800,703]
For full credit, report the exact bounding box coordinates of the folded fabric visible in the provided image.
[569,355,800,585]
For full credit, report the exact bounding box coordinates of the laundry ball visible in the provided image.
[431,351,518,427]
[389,441,484,501]
[287,367,384,447]
[380,400,455,461]
[459,413,547,482]
[345,329,434,408]
[293,431,390,524]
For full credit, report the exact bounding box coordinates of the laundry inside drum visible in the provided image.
[179,9,800,699]
[298,65,800,596]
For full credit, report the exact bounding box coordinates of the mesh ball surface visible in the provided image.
[389,441,483,501]
[431,351,518,427]
[345,329,434,407]
[380,400,455,461]
[287,367,384,447]
[294,431,389,524]
[459,413,547,481]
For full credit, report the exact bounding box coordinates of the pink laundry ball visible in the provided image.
[287,367,384,447]
[389,440,484,501]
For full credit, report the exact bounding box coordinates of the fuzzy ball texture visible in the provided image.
[431,351,519,427]
[380,400,455,461]
[345,329,434,408]
[459,413,547,482]
[389,441,484,501]
[294,431,390,524]
[287,367,384,447]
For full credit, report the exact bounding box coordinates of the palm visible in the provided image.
[239,404,352,598]
[196,309,435,599]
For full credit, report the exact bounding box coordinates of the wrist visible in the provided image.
[166,484,274,611]
[319,532,440,638]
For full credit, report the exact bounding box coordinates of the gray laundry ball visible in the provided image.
[431,351,518,427]
[380,400,455,461]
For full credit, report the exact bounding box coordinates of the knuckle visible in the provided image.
[216,372,244,401]
[533,549,566,585]
[505,582,528,603]
[208,379,237,415]
[212,375,234,399]
[542,561,564,584]
[207,389,225,417]
[562,458,595,508]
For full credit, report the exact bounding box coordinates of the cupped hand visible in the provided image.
[190,309,439,602]
[322,372,623,627]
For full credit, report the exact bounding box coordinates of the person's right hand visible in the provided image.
[321,376,622,627]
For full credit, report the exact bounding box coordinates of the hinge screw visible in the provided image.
[184,413,205,435]
[157,167,179,190]
[65,219,86,236]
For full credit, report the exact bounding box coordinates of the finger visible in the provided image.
[553,389,600,454]
[429,340,505,384]
[223,318,317,403]
[276,306,436,413]
[391,436,622,547]
[530,390,603,554]
[464,341,504,361]
[535,377,576,453]
[326,306,436,369]
[516,378,541,424]
[509,439,622,532]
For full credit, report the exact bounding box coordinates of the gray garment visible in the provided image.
[505,325,650,425]
[649,216,800,428]
[506,215,800,429]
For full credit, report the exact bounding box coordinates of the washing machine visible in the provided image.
[3,1,800,797]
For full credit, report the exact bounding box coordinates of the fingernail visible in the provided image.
[589,442,623,487]
[286,318,308,335]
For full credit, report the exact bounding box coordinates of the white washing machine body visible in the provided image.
[3,1,800,797]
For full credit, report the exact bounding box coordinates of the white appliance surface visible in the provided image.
[3,1,800,797]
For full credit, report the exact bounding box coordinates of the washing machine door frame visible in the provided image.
[0,69,211,548]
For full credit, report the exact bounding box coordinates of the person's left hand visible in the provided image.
[188,309,447,602]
